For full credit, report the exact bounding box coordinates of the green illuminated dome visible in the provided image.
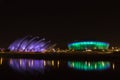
[68,41,109,50]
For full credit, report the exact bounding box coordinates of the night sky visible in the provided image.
[0,1,120,48]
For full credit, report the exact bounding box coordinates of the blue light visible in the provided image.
[8,36,54,53]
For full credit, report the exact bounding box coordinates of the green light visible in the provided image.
[68,61,110,71]
[68,41,109,50]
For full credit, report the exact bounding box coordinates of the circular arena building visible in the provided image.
[68,41,109,51]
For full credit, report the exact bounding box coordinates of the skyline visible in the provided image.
[0,1,120,48]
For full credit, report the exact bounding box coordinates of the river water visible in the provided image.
[0,57,120,80]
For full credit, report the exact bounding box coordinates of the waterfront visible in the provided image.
[0,52,120,61]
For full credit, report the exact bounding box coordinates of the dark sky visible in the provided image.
[0,0,120,48]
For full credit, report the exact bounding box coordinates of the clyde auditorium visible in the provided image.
[8,36,55,53]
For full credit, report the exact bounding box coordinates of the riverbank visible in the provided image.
[0,52,120,61]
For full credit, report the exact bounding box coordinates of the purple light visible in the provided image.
[8,36,55,52]
[9,59,45,73]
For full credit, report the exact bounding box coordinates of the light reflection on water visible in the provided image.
[68,61,111,71]
[9,59,45,73]
[1,57,120,80]
[0,57,116,75]
[0,58,3,65]
[9,58,60,74]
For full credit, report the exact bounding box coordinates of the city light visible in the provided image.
[8,36,55,53]
[68,41,109,51]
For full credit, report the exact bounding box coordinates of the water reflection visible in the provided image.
[0,58,3,65]
[0,57,120,79]
[112,64,115,70]
[9,59,60,74]
[68,61,111,71]
[3,58,116,75]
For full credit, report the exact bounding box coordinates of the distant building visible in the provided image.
[68,41,109,51]
[8,36,55,53]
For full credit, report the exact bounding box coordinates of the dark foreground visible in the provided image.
[1,52,120,80]
[0,57,120,80]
